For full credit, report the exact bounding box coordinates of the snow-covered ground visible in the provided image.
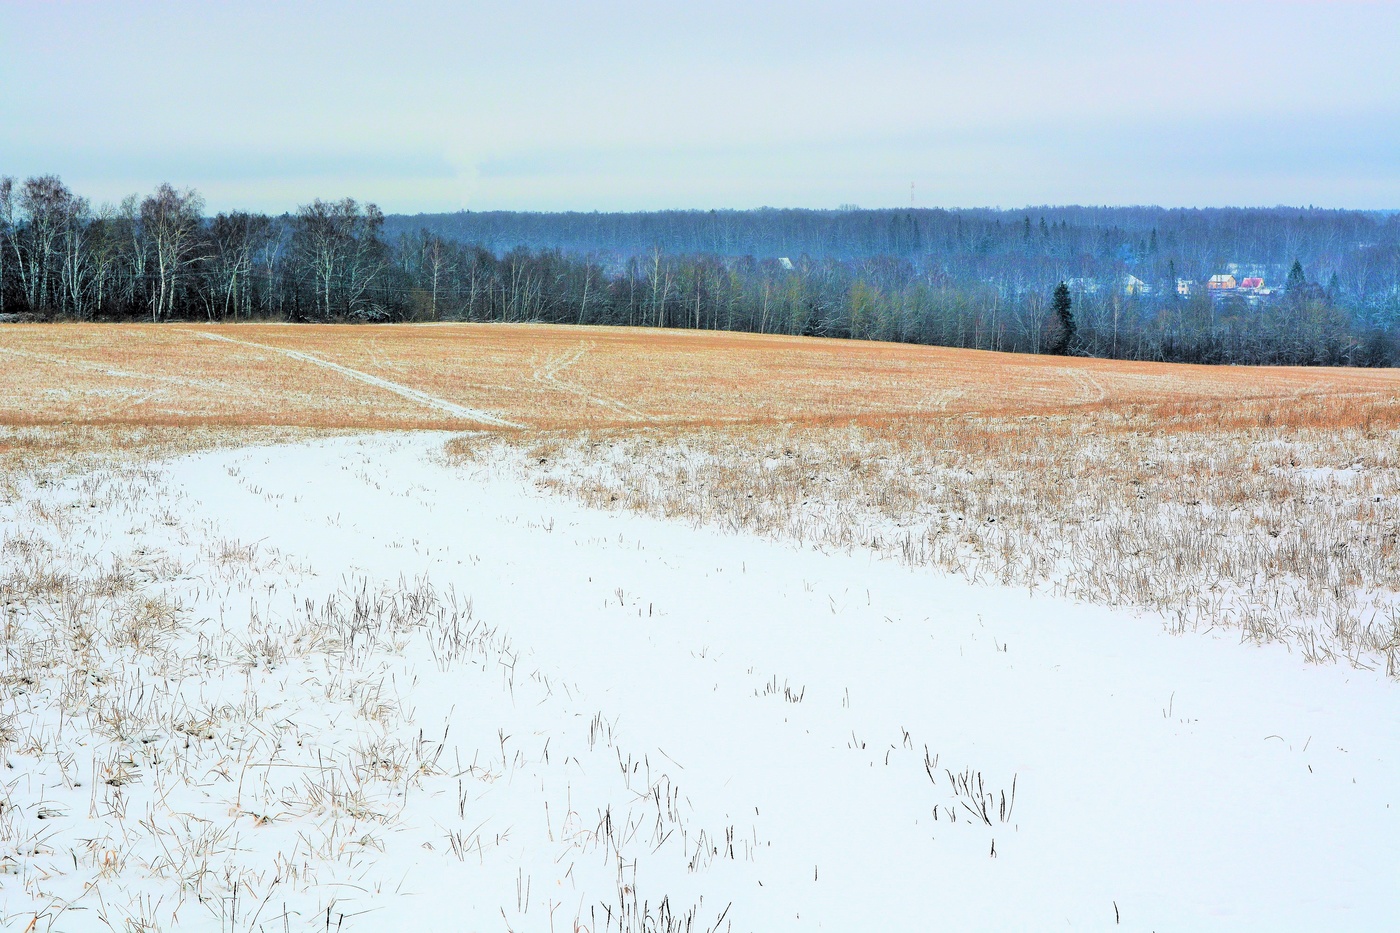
[3,433,1397,931]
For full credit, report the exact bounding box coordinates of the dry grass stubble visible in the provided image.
[451,391,1400,675]
[8,322,1400,431]
[0,432,742,932]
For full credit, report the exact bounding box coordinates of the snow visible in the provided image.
[1292,465,1364,486]
[4,432,1397,931]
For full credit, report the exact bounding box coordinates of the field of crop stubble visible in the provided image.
[2,322,1399,931]
[8,322,1400,664]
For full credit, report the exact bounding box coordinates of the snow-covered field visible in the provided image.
[3,432,1397,932]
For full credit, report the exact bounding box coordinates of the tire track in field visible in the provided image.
[196,331,523,428]
[529,341,659,423]
[1067,368,1107,404]
[0,344,225,389]
[0,344,231,411]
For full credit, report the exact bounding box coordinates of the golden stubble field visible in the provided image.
[4,321,1400,670]
[5,321,1400,432]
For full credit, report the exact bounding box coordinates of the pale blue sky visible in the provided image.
[2,0,1397,212]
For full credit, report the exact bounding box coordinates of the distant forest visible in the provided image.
[4,173,1399,366]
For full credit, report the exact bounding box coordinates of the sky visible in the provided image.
[2,0,1398,213]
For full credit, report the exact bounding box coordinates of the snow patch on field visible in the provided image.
[2,434,1397,931]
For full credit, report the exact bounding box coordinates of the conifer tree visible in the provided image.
[1287,259,1307,291]
[1050,282,1075,355]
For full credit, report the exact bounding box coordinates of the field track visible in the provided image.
[3,322,1400,431]
[194,330,524,427]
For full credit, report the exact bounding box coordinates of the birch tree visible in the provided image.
[57,194,93,317]
[207,211,274,320]
[0,177,12,314]
[292,198,388,319]
[13,175,82,313]
[140,183,205,321]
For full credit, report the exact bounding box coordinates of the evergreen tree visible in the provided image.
[1049,282,1075,355]
[1287,259,1307,291]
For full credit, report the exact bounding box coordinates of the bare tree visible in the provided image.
[292,198,388,319]
[82,205,127,317]
[206,211,274,320]
[400,229,457,320]
[12,175,84,314]
[0,177,12,314]
[57,194,94,318]
[422,232,455,320]
[140,183,205,321]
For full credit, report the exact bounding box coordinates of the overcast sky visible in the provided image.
[2,0,1397,213]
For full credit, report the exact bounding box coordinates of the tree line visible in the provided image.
[386,204,1400,269]
[1,174,1396,366]
[386,205,1400,315]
